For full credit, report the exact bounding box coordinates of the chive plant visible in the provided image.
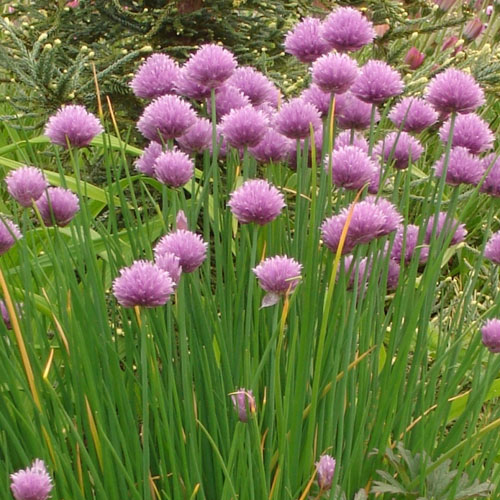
[1,7,500,500]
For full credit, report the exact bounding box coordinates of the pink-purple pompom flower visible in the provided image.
[284,17,330,63]
[481,319,500,353]
[137,95,196,143]
[391,224,429,264]
[130,53,180,99]
[438,113,494,154]
[135,142,163,176]
[335,92,379,130]
[311,53,358,94]
[389,97,438,133]
[326,145,376,190]
[321,197,401,254]
[253,255,302,307]
[433,147,484,186]
[321,6,375,52]
[212,85,250,121]
[374,131,424,170]
[275,98,322,140]
[154,149,194,188]
[155,229,207,273]
[45,105,103,148]
[10,459,53,500]
[249,128,294,164]
[301,84,332,117]
[176,117,212,154]
[227,67,278,106]
[113,260,174,308]
[351,60,404,104]
[485,231,500,264]
[0,218,22,255]
[481,154,500,197]
[424,213,467,246]
[228,179,285,225]
[36,187,79,227]
[220,105,269,149]
[425,68,485,114]
[5,166,48,207]
[155,252,182,288]
[183,44,236,89]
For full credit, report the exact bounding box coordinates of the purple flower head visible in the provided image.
[231,388,256,422]
[184,44,236,89]
[176,117,212,154]
[175,67,211,100]
[368,160,382,194]
[1,299,12,330]
[253,255,302,297]
[425,68,485,114]
[45,105,103,148]
[275,98,322,140]
[321,200,388,254]
[154,229,207,272]
[351,60,404,104]
[464,17,485,40]
[434,146,484,186]
[311,53,359,94]
[135,142,163,176]
[220,105,269,149]
[130,53,180,99]
[386,258,401,290]
[326,145,377,190]
[364,195,402,236]
[438,113,494,154]
[480,154,500,197]
[341,255,368,290]
[321,7,375,52]
[10,459,53,500]
[113,260,174,308]
[301,84,332,117]
[389,97,438,133]
[211,85,250,121]
[391,224,429,264]
[36,187,79,227]
[374,131,424,170]
[0,218,22,255]
[137,95,197,143]
[481,319,500,353]
[284,17,330,63]
[249,128,294,164]
[153,148,194,188]
[405,47,425,70]
[424,212,467,245]
[5,166,48,207]
[228,179,285,225]
[334,130,368,152]
[155,252,182,287]
[321,212,352,254]
[485,231,500,264]
[335,92,379,130]
[316,454,336,491]
[227,67,278,106]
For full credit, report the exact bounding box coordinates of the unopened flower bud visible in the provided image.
[316,454,336,491]
[231,388,256,422]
